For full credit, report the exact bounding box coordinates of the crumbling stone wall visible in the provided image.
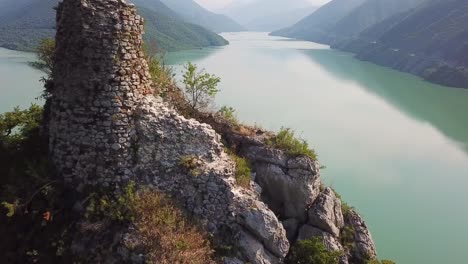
[49,0,151,186]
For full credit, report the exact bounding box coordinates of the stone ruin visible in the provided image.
[48,0,378,263]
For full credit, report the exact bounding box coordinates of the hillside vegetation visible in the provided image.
[158,0,245,33]
[272,0,468,88]
[0,0,228,52]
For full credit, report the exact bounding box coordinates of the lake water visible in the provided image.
[166,32,468,264]
[2,32,468,264]
[0,48,44,113]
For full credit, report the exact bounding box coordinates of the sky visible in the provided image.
[195,0,331,11]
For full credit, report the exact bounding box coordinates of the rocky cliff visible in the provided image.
[47,0,378,263]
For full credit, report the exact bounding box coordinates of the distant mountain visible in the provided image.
[331,0,426,38]
[156,0,245,33]
[273,0,468,87]
[270,0,367,43]
[0,0,228,52]
[347,0,468,87]
[0,0,57,51]
[220,0,316,31]
[136,4,228,53]
[245,6,318,32]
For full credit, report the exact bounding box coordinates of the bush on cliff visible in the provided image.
[286,237,342,264]
[267,127,317,160]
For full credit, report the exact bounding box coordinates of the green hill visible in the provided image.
[272,0,468,87]
[157,0,245,33]
[270,0,367,43]
[352,0,468,87]
[0,0,228,52]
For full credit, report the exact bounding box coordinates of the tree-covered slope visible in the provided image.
[137,5,228,53]
[156,0,245,33]
[331,0,426,38]
[352,0,468,87]
[270,0,367,43]
[0,0,56,51]
[0,0,228,52]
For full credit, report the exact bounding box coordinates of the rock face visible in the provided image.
[48,0,378,263]
[308,187,344,237]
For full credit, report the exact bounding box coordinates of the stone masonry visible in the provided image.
[49,0,151,186]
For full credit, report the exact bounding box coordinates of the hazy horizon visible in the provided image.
[195,0,332,11]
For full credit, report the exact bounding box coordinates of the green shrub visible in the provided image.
[84,182,137,222]
[232,155,251,188]
[267,127,317,160]
[286,237,342,264]
[217,106,238,125]
[147,53,176,96]
[179,155,203,177]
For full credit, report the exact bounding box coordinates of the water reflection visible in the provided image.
[301,49,468,154]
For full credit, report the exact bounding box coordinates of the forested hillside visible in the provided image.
[272,0,468,87]
[158,0,245,33]
[271,0,367,43]
[0,0,228,52]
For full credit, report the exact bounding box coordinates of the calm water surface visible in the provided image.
[0,48,44,113]
[166,32,468,264]
[1,33,468,264]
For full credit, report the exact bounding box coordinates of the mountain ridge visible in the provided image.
[0,0,228,52]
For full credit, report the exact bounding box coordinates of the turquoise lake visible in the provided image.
[2,32,468,263]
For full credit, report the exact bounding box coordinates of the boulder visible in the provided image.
[238,201,290,258]
[346,210,378,261]
[308,187,344,237]
[238,231,281,264]
[282,218,300,241]
[253,158,320,221]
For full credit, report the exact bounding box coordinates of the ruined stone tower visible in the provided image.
[49,0,151,186]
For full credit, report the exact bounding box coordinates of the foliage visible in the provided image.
[0,105,43,144]
[29,38,55,76]
[136,5,228,53]
[231,154,252,188]
[130,190,216,264]
[286,237,342,264]
[217,106,238,125]
[84,182,137,222]
[179,155,203,177]
[0,106,75,263]
[267,127,317,160]
[182,62,221,111]
[146,53,175,96]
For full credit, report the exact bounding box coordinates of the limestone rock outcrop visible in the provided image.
[48,0,378,263]
[307,187,344,237]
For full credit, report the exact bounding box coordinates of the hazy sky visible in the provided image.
[195,0,331,11]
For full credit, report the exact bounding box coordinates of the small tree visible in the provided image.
[182,62,220,111]
[29,38,55,99]
[30,38,55,77]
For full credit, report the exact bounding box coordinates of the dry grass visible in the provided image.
[131,191,216,264]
